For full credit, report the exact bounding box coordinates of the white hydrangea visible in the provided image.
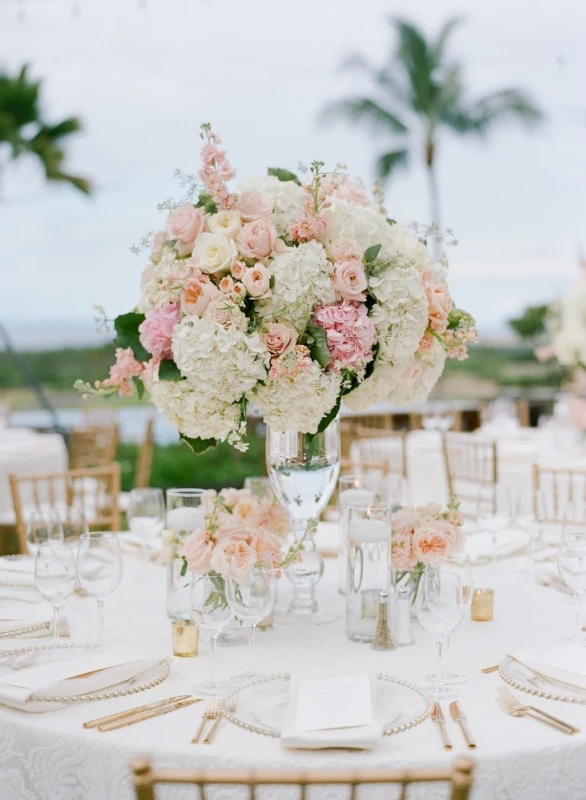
[551,281,586,368]
[256,240,336,332]
[149,379,241,441]
[383,223,433,271]
[368,264,429,363]
[237,175,305,236]
[387,339,447,405]
[172,316,269,404]
[139,250,190,312]
[343,361,403,410]
[250,364,341,434]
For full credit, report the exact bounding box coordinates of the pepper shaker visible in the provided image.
[393,584,414,646]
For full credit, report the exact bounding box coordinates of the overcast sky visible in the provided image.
[1,0,585,348]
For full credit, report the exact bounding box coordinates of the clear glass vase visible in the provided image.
[166,558,191,620]
[266,418,340,626]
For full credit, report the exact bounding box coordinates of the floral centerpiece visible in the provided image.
[391,498,465,599]
[537,277,586,370]
[77,123,476,453]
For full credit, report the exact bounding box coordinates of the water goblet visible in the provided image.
[34,541,77,641]
[58,506,90,543]
[517,489,546,566]
[189,573,233,696]
[128,488,165,560]
[76,532,123,646]
[557,529,586,644]
[26,508,64,555]
[476,484,513,568]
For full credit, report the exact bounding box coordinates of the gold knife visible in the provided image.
[431,703,452,749]
[97,697,200,732]
[449,701,476,748]
[83,695,191,729]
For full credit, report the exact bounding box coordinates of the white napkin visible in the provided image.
[534,565,572,595]
[465,527,529,564]
[514,644,586,691]
[117,532,162,558]
[281,676,384,750]
[0,557,35,588]
[0,647,164,712]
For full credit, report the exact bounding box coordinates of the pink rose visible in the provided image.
[210,539,258,582]
[329,237,362,263]
[236,220,278,260]
[151,231,166,263]
[232,498,262,526]
[257,498,290,538]
[241,264,271,298]
[237,191,273,222]
[139,302,181,360]
[182,530,214,574]
[165,203,205,245]
[261,322,297,357]
[313,301,376,369]
[331,181,370,206]
[412,528,449,564]
[333,259,368,302]
[180,276,219,317]
[249,528,282,569]
[215,511,250,541]
[231,261,246,280]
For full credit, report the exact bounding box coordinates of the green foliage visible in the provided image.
[113,313,149,362]
[316,396,341,434]
[196,194,218,214]
[133,377,145,401]
[0,345,116,390]
[508,305,548,340]
[304,322,331,368]
[158,360,182,381]
[363,243,382,264]
[267,167,301,185]
[180,434,219,455]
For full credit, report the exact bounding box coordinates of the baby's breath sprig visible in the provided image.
[92,305,111,334]
[130,230,155,255]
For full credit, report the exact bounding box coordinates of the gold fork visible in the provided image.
[496,686,579,735]
[203,694,237,745]
[191,698,220,744]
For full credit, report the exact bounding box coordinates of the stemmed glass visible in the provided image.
[189,573,233,696]
[416,567,465,699]
[76,532,123,646]
[226,556,276,681]
[58,506,89,543]
[26,509,64,555]
[34,541,77,641]
[476,484,513,568]
[128,488,165,560]
[557,529,586,644]
[517,490,547,567]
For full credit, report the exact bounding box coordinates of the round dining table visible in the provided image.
[1,536,585,800]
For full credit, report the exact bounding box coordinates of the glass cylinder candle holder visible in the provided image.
[337,475,380,594]
[166,489,208,620]
[471,588,494,621]
[172,618,199,657]
[345,501,391,642]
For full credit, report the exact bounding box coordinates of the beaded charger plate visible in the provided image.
[498,656,586,704]
[220,672,434,737]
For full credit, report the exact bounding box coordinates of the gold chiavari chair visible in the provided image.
[9,464,121,553]
[68,424,119,469]
[533,464,586,525]
[132,756,475,800]
[442,433,498,516]
[353,425,409,481]
[134,418,155,489]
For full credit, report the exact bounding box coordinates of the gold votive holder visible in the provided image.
[471,588,494,621]
[171,619,199,657]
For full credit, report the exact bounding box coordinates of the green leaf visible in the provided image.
[363,244,382,264]
[180,558,187,577]
[196,194,218,214]
[159,359,182,381]
[113,312,149,362]
[316,395,342,434]
[305,322,331,368]
[133,376,145,400]
[267,167,301,185]
[180,433,219,455]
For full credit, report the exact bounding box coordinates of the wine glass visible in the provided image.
[226,556,276,680]
[517,490,547,566]
[58,506,89,543]
[34,541,77,641]
[26,509,64,555]
[76,532,123,646]
[128,488,165,559]
[476,484,513,568]
[416,567,465,699]
[557,529,586,643]
[189,573,233,696]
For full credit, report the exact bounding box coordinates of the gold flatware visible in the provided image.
[449,701,476,748]
[481,665,499,674]
[506,654,586,695]
[203,694,237,744]
[97,697,200,732]
[431,702,452,749]
[191,698,220,744]
[496,686,579,735]
[83,695,190,729]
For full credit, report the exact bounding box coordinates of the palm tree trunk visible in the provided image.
[425,135,441,259]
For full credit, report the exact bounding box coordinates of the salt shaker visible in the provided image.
[372,590,395,651]
[393,584,414,646]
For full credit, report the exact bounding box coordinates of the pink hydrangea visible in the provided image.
[313,301,376,370]
[139,302,181,360]
[103,347,144,397]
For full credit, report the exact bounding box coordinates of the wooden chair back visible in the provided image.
[533,464,586,524]
[9,464,121,553]
[442,433,498,516]
[68,424,119,469]
[134,418,155,489]
[353,426,409,481]
[132,756,475,800]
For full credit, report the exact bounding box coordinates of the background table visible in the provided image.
[1,541,585,800]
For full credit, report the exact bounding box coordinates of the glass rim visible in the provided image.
[79,531,118,541]
[346,500,391,512]
[167,488,208,498]
[338,474,380,486]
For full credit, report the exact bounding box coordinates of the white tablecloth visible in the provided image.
[0,428,68,521]
[1,542,586,800]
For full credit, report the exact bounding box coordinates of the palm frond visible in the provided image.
[390,17,435,113]
[320,97,408,134]
[38,117,83,141]
[442,88,544,135]
[432,16,464,63]
[376,148,409,181]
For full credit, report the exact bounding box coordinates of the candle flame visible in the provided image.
[353,479,360,489]
[366,505,372,519]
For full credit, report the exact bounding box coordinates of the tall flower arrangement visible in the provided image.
[538,276,586,370]
[77,124,476,453]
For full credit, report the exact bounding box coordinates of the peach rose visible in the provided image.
[331,181,370,206]
[232,498,262,526]
[207,210,242,239]
[210,539,258,582]
[412,528,449,564]
[232,283,247,299]
[329,237,362,263]
[261,322,297,357]
[166,203,205,245]
[426,282,452,333]
[249,528,282,569]
[231,261,246,280]
[237,191,274,222]
[257,499,290,538]
[236,220,278,260]
[241,264,271,298]
[182,530,214,574]
[333,260,368,302]
[219,276,234,293]
[215,511,250,541]
[180,276,219,317]
[204,298,248,332]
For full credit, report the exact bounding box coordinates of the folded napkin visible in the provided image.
[117,532,162,559]
[534,565,572,595]
[513,644,586,691]
[281,676,384,750]
[0,647,164,712]
[0,557,35,588]
[465,527,529,565]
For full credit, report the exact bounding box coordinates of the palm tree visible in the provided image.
[0,64,91,200]
[322,17,543,232]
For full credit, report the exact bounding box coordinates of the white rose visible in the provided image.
[192,232,237,276]
[207,210,242,239]
[242,264,271,298]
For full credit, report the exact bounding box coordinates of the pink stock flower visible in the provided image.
[198,125,236,209]
[289,213,329,243]
[236,220,278,260]
[237,191,273,222]
[139,302,181,360]
[210,539,257,582]
[418,332,435,352]
[103,347,144,396]
[313,301,376,369]
[329,237,362,263]
[165,204,205,245]
[412,528,450,564]
[182,530,214,574]
[180,275,220,317]
[261,322,297,357]
[333,259,368,302]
